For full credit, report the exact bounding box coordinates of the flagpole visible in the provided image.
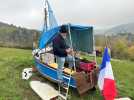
[104,33,111,57]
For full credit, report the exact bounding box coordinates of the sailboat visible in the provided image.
[32,0,98,94]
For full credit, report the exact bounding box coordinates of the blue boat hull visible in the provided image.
[35,59,77,88]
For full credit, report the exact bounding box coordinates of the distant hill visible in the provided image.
[94,22,134,35]
[94,28,108,35]
[0,22,40,48]
[107,22,134,34]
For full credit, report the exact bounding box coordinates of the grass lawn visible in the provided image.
[0,47,134,100]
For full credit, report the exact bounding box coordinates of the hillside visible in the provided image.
[107,22,134,34]
[95,22,134,35]
[0,22,40,48]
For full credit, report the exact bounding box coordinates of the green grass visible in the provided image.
[0,47,134,100]
[0,47,40,100]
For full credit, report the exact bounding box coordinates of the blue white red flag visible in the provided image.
[98,48,117,100]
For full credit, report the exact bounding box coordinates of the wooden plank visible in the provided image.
[30,81,59,100]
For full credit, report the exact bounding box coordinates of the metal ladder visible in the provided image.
[58,72,72,100]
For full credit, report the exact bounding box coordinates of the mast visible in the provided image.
[43,0,58,33]
[43,0,48,32]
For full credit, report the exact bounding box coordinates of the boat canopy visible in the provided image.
[39,24,94,53]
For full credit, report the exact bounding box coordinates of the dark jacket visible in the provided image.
[53,34,69,57]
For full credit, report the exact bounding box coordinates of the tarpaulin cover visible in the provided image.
[39,25,94,53]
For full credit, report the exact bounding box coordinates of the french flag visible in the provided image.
[98,48,117,100]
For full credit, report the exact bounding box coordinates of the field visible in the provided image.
[0,47,134,100]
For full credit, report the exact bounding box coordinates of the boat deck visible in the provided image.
[48,63,75,75]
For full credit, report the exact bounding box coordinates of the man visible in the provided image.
[53,25,74,83]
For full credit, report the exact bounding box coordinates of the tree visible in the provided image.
[111,39,128,59]
[128,45,134,61]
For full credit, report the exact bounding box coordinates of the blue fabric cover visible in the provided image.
[39,25,92,49]
[39,1,94,52]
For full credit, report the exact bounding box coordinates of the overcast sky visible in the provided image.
[0,0,134,30]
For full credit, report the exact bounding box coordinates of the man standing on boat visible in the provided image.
[52,25,74,84]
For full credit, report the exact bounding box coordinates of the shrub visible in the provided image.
[111,39,128,59]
